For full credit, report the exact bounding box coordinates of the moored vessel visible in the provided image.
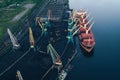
[77,9,95,52]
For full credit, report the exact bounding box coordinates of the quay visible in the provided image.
[0,0,77,80]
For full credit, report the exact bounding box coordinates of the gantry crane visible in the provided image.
[29,27,35,48]
[47,44,62,66]
[7,28,20,49]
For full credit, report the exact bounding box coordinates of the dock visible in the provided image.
[0,0,74,80]
[38,0,68,21]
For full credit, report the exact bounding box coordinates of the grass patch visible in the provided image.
[0,0,48,40]
[0,7,24,38]
[0,7,24,22]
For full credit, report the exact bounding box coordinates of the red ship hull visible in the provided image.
[79,29,95,52]
[77,10,95,52]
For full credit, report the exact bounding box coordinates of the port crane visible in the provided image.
[66,9,80,44]
[41,43,63,80]
[36,10,51,36]
[47,43,62,66]
[67,17,79,44]
[16,70,24,80]
[7,28,20,49]
[36,17,47,36]
[29,27,35,48]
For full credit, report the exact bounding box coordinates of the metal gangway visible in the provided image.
[40,44,62,80]
[7,28,20,49]
[16,70,24,80]
[47,44,62,66]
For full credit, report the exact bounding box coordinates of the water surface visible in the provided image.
[68,0,120,80]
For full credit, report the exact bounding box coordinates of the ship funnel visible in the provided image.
[16,70,24,80]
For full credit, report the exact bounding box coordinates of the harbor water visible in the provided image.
[68,0,120,80]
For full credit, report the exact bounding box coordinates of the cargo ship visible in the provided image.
[76,9,95,52]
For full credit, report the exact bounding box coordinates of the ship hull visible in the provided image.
[79,29,95,52]
[77,10,95,53]
[79,30,95,52]
[80,43,94,52]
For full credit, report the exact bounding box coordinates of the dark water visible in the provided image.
[68,0,120,80]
